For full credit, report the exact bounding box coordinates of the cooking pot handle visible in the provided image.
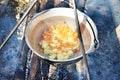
[61,0,99,50]
[86,17,99,50]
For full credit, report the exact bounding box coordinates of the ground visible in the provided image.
[0,0,120,80]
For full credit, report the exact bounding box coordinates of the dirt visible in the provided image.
[0,0,120,80]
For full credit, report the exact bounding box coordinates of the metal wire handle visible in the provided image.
[62,0,98,50]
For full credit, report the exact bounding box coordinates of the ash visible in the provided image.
[0,0,120,80]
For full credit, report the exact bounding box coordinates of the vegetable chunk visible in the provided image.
[39,23,80,60]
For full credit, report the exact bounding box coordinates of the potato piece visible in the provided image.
[49,54,57,59]
[51,49,57,54]
[44,49,52,55]
[49,43,56,47]
[42,40,48,49]
[67,50,74,56]
[57,53,64,60]
[57,53,69,60]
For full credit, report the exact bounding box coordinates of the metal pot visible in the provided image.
[25,8,99,65]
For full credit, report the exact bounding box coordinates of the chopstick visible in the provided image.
[72,0,91,80]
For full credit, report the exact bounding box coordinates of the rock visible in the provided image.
[0,0,9,5]
[116,25,120,43]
